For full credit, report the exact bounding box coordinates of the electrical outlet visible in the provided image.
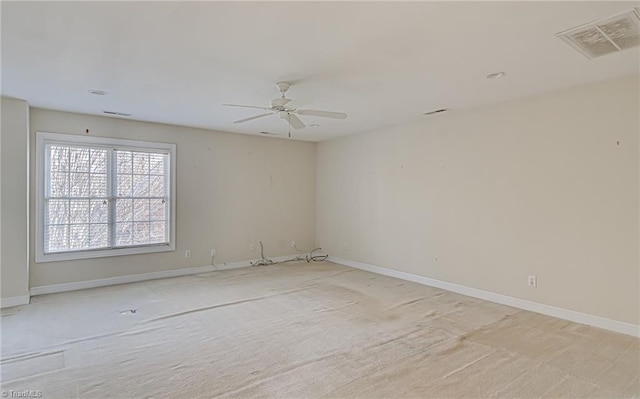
[249,243,255,251]
[290,241,296,249]
[210,249,216,257]
[185,250,191,258]
[528,275,537,287]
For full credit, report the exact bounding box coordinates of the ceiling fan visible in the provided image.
[223,82,347,137]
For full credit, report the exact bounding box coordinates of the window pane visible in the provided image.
[70,173,90,197]
[48,199,70,225]
[49,172,69,197]
[70,200,90,224]
[116,222,132,246]
[43,138,172,257]
[133,152,149,174]
[150,175,165,197]
[90,174,107,197]
[117,151,132,174]
[134,199,149,221]
[89,224,109,248]
[90,149,107,173]
[133,174,149,197]
[133,222,150,245]
[116,199,133,222]
[47,225,69,252]
[150,221,166,243]
[70,148,90,172]
[90,200,108,223]
[117,175,132,197]
[150,199,166,221]
[69,224,89,249]
[149,153,166,175]
[49,146,69,172]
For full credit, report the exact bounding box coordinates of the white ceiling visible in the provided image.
[2,1,638,141]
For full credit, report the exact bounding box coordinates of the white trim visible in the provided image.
[30,255,302,296]
[26,115,31,303]
[38,244,174,263]
[35,132,177,263]
[1,295,31,308]
[329,256,640,338]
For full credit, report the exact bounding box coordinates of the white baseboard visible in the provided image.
[30,265,216,296]
[0,295,31,308]
[329,256,640,338]
[30,254,303,296]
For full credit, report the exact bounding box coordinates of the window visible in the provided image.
[36,132,176,262]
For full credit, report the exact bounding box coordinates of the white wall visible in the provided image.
[29,109,316,287]
[317,76,639,325]
[1,97,30,302]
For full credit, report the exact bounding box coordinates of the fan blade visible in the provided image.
[223,103,270,110]
[234,113,273,124]
[296,109,347,119]
[287,114,306,129]
[282,99,307,111]
[260,131,279,136]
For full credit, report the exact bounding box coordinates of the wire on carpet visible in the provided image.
[208,241,328,269]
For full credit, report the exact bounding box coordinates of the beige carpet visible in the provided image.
[1,261,638,398]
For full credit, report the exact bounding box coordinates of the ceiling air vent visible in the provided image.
[557,8,640,59]
[103,110,132,117]
[423,108,448,116]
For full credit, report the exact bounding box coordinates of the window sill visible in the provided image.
[35,243,175,263]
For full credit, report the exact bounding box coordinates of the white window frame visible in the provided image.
[36,132,176,263]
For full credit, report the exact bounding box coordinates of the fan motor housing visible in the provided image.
[270,97,291,108]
